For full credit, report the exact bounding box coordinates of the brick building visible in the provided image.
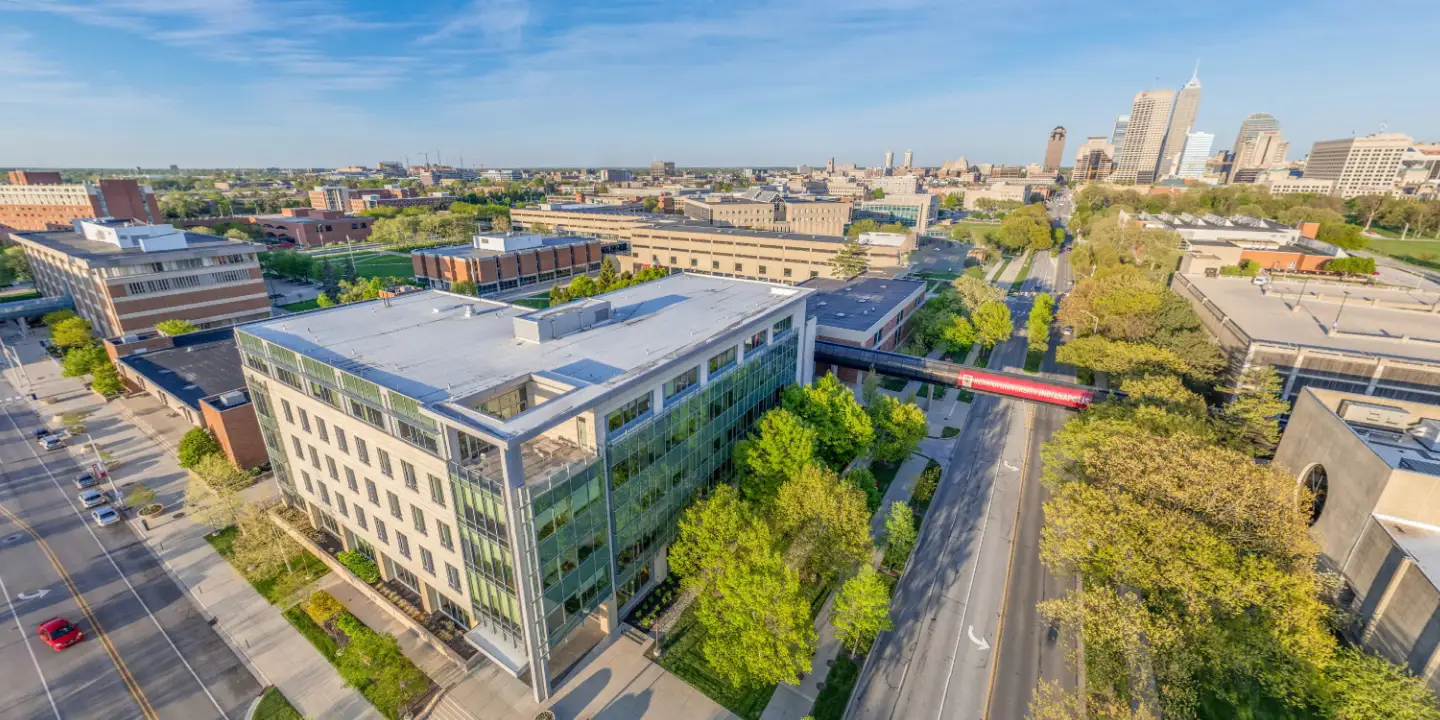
[244,208,373,248]
[0,175,161,231]
[410,232,604,296]
[803,275,926,381]
[11,218,270,336]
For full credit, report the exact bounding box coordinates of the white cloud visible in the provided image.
[419,0,530,46]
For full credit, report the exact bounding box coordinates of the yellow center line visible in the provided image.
[0,501,158,720]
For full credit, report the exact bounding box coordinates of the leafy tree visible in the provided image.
[831,566,893,655]
[224,228,251,241]
[997,203,1055,251]
[870,395,926,464]
[951,275,1005,314]
[735,409,816,503]
[62,344,109,378]
[184,472,243,530]
[1316,222,1368,250]
[642,197,659,212]
[1055,336,1192,380]
[869,188,886,200]
[1321,647,1440,720]
[670,484,752,595]
[942,315,977,351]
[843,465,881,511]
[490,215,513,232]
[530,221,552,234]
[42,309,77,328]
[597,256,620,289]
[781,374,874,469]
[178,427,223,468]
[1028,293,1055,354]
[884,501,916,558]
[940,193,963,210]
[912,460,941,506]
[772,464,873,582]
[450,279,478,295]
[1324,256,1376,275]
[90,362,125,395]
[972,301,1014,349]
[4,246,32,281]
[314,292,335,308]
[194,453,251,490]
[154,318,199,336]
[304,590,344,625]
[828,239,870,279]
[51,316,94,348]
[845,219,880,238]
[1214,366,1289,457]
[1347,194,1388,231]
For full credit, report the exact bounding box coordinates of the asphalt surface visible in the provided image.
[848,240,1069,719]
[0,356,259,719]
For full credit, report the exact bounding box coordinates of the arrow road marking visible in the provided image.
[1002,460,1018,472]
[968,625,991,652]
[16,588,50,601]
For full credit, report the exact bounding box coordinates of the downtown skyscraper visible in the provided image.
[1158,65,1203,178]
[1110,89,1175,185]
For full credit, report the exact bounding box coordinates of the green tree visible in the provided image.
[997,203,1055,251]
[1028,293,1055,354]
[90,361,125,395]
[194,452,251,490]
[154,318,199,336]
[1316,222,1369,250]
[828,239,870,279]
[42,309,78,328]
[781,374,874,469]
[843,465,881,511]
[972,301,1014,349]
[1055,336,1192,380]
[597,256,620,289]
[951,275,1005,315]
[670,484,753,594]
[51,316,94,348]
[4,246,32,281]
[184,472,244,530]
[942,315,977,351]
[314,292,335,308]
[735,409,817,503]
[831,566,893,655]
[1347,194,1388,231]
[940,193,963,210]
[450,279,478,295]
[1324,256,1377,275]
[642,197,659,212]
[870,395,927,464]
[530,221,552,234]
[869,188,886,200]
[178,427,223,469]
[224,228,251,241]
[846,219,880,238]
[884,501,916,558]
[772,464,873,582]
[61,345,108,377]
[1321,647,1440,720]
[1214,366,1289,457]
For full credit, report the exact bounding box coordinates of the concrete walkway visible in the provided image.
[3,325,379,720]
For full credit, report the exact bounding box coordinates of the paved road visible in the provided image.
[848,248,1063,720]
[0,364,259,719]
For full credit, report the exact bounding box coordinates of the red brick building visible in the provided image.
[0,176,161,231]
[244,208,373,248]
[410,232,604,295]
[803,275,927,382]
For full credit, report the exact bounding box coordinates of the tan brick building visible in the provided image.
[625,222,912,283]
[0,176,161,231]
[12,218,270,337]
[1303,133,1413,198]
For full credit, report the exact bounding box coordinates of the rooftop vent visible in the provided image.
[513,299,612,343]
[216,390,247,408]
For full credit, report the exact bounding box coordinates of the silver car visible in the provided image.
[78,489,106,509]
[92,507,120,527]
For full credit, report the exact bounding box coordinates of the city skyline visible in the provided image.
[1,0,1436,169]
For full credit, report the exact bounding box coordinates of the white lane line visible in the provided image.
[0,562,63,720]
[0,403,230,719]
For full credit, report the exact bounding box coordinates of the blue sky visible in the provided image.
[1,0,1436,169]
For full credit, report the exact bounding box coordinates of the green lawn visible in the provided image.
[0,290,42,303]
[1366,238,1440,271]
[659,607,779,720]
[812,655,860,720]
[511,293,551,309]
[281,299,321,312]
[318,250,416,280]
[206,526,329,605]
[870,459,902,499]
[1009,252,1035,292]
[284,606,341,659]
[941,426,960,439]
[1024,349,1044,374]
[879,375,909,392]
[912,270,960,281]
[253,688,303,720]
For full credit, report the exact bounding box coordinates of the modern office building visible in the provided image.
[1231,113,1282,162]
[1158,68,1203,178]
[902,150,914,169]
[1176,131,1215,179]
[597,169,633,183]
[626,221,913,282]
[12,218,269,337]
[1304,133,1414,198]
[1043,126,1067,171]
[236,275,814,701]
[1110,114,1130,156]
[1111,89,1176,184]
[1231,129,1289,182]
[1073,137,1115,182]
[410,232,606,295]
[855,193,939,232]
[883,151,894,170]
[0,177,161,232]
[649,161,676,178]
[1272,388,1440,694]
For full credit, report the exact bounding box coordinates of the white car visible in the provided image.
[92,507,120,527]
[38,434,66,451]
[78,489,106,509]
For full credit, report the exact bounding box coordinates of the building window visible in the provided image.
[758,265,767,275]
[376,519,388,544]
[308,445,321,469]
[438,522,454,551]
[773,315,793,336]
[397,421,439,454]
[325,456,338,480]
[712,261,720,270]
[345,467,358,492]
[378,448,392,477]
[606,392,653,434]
[349,399,385,428]
[664,366,699,401]
[400,460,418,491]
[708,346,737,376]
[318,482,330,506]
[669,255,676,264]
[337,494,348,517]
[281,399,293,424]
[356,437,370,465]
[734,262,743,272]
[291,436,304,458]
[420,547,435,575]
[745,330,766,353]
[355,506,367,530]
[446,563,462,591]
[428,475,446,507]
[810,270,819,278]
[365,479,379,505]
[298,408,310,432]
[302,471,313,494]
[335,427,348,453]
[316,418,328,443]
[783,268,792,278]
[411,505,427,535]
[1303,465,1329,526]
[689,258,698,267]
[396,531,411,559]
[388,491,402,519]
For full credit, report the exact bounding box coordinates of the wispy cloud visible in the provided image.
[419,0,530,46]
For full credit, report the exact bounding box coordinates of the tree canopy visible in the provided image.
[972,301,1014,349]
[828,239,871,279]
[781,374,874,469]
[735,408,817,503]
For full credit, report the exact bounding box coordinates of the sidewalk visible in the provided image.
[5,327,379,720]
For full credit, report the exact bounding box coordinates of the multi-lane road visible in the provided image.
[0,343,259,719]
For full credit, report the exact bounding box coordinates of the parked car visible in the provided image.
[78,489,106,509]
[92,507,121,527]
[38,434,66,451]
[73,473,97,489]
[32,427,49,439]
[36,618,82,651]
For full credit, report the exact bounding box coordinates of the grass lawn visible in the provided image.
[1024,349,1044,374]
[659,606,778,720]
[0,290,42,303]
[284,606,340,659]
[941,426,960,439]
[281,299,321,312]
[912,270,960,281]
[812,654,860,720]
[1008,252,1035,292]
[320,250,416,280]
[932,387,949,401]
[870,459,902,499]
[989,257,1012,282]
[1366,237,1440,271]
[879,375,909,392]
[976,347,993,368]
[253,688,303,720]
[956,389,975,403]
[206,526,330,605]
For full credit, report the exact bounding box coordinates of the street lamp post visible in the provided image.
[1330,291,1351,335]
[81,432,123,506]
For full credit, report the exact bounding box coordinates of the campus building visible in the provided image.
[855,193,939,232]
[0,176,161,232]
[804,275,926,382]
[1273,388,1440,693]
[12,218,269,337]
[409,232,608,295]
[625,221,913,283]
[236,275,813,701]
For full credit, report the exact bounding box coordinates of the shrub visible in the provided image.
[1325,256,1377,275]
[154,318,199,336]
[913,461,942,506]
[337,550,380,583]
[334,610,366,638]
[304,590,344,625]
[178,427,223,468]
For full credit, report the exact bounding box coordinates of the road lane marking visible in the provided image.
[0,403,230,719]
[981,404,1038,719]
[0,559,62,720]
[0,501,155,720]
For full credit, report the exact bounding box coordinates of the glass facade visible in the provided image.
[521,459,610,651]
[450,462,525,647]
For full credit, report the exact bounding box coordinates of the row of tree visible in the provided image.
[314,276,412,308]
[668,375,928,688]
[903,275,1014,358]
[544,258,669,304]
[47,311,125,395]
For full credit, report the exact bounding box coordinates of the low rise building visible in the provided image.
[410,232,606,295]
[12,218,269,336]
[855,193,938,232]
[1265,177,1337,195]
[1,177,161,232]
[963,183,1034,210]
[244,208,374,248]
[1273,388,1440,693]
[511,205,654,241]
[626,220,913,283]
[236,275,813,701]
[804,275,925,381]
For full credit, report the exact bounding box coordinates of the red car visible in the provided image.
[37,617,82,651]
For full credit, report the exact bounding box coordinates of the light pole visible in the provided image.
[80,431,123,506]
[1296,276,1310,310]
[1330,291,1351,335]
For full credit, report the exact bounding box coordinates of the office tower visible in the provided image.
[1158,65,1203,178]
[902,150,913,168]
[884,151,894,170]
[1110,115,1130,156]
[1230,113,1282,162]
[237,276,813,702]
[1175,132,1214,179]
[1231,130,1289,182]
[826,157,835,173]
[1111,89,1175,184]
[310,185,351,211]
[1043,126,1067,171]
[1073,137,1115,182]
[1303,133,1414,197]
[649,161,675,178]
[0,176,161,232]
